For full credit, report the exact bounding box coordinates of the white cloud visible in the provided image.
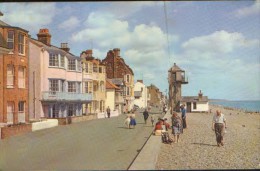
[233,0,260,18]
[58,16,80,31]
[181,30,259,61]
[0,3,56,32]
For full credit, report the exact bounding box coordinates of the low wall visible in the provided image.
[1,124,32,139]
[55,114,97,125]
[32,119,58,132]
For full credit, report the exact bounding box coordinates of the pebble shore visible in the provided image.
[156,105,260,170]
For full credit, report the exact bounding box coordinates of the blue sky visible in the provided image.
[0,1,259,100]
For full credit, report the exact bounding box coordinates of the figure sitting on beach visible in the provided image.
[153,118,164,135]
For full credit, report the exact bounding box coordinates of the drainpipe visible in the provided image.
[33,71,36,119]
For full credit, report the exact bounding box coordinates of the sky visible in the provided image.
[0,1,259,100]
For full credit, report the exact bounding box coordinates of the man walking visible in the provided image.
[143,108,149,124]
[181,104,187,129]
[212,110,227,147]
[106,106,111,118]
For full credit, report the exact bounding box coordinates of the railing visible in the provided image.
[42,91,92,101]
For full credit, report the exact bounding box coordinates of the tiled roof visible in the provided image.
[30,38,80,59]
[106,80,120,89]
[109,78,123,86]
[181,96,209,102]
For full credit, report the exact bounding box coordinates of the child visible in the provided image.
[129,115,136,128]
[151,116,155,126]
[124,116,131,129]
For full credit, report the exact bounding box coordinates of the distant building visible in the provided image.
[147,84,161,108]
[181,90,209,112]
[102,48,134,112]
[81,49,106,116]
[28,29,91,119]
[0,19,29,124]
[134,80,148,108]
[168,63,188,112]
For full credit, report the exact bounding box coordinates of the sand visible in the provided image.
[156,104,260,170]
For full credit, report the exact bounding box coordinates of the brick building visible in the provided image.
[102,48,135,112]
[0,19,29,124]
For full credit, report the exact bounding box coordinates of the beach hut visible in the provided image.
[181,90,209,112]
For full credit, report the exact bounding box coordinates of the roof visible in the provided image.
[106,80,120,89]
[0,20,28,33]
[181,96,209,102]
[109,78,124,86]
[134,91,142,97]
[30,38,80,60]
[0,20,10,27]
[168,63,184,72]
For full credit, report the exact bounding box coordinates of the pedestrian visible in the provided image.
[171,112,183,143]
[153,118,164,135]
[212,110,227,147]
[143,108,149,124]
[124,116,131,129]
[163,118,171,131]
[180,104,187,129]
[151,116,155,126]
[129,115,136,128]
[106,106,111,118]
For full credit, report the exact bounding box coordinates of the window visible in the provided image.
[18,101,25,123]
[53,104,59,118]
[18,66,25,88]
[7,65,14,88]
[77,82,81,93]
[68,104,76,116]
[100,101,104,112]
[77,60,81,72]
[68,59,76,70]
[18,33,25,55]
[60,55,65,68]
[49,54,59,67]
[193,102,197,109]
[84,81,92,93]
[49,80,59,92]
[126,87,130,96]
[93,63,98,73]
[99,67,102,73]
[7,101,14,123]
[68,82,76,93]
[89,63,93,73]
[7,31,14,50]
[84,63,89,73]
[100,81,105,92]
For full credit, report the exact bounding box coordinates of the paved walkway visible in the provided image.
[0,107,162,170]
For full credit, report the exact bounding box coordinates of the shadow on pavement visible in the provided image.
[191,143,218,146]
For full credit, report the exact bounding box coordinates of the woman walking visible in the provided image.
[212,110,227,147]
[171,112,183,143]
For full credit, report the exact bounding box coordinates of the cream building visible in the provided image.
[81,50,106,116]
[134,80,148,109]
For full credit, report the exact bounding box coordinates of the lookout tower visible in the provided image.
[168,63,188,112]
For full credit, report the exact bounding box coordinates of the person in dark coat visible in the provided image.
[143,108,149,124]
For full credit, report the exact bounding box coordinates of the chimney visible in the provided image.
[60,43,70,52]
[85,49,93,57]
[113,48,120,57]
[198,90,203,101]
[37,28,51,46]
[137,80,143,84]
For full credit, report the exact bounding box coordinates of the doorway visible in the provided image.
[187,102,191,112]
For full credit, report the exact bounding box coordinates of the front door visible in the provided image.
[187,102,191,112]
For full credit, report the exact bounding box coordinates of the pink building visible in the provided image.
[28,29,92,120]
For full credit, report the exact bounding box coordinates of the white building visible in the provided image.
[134,80,148,109]
[180,90,209,112]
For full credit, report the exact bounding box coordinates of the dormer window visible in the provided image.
[68,59,76,70]
[18,33,25,55]
[7,30,14,50]
[49,54,59,67]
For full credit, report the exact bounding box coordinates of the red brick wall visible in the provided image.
[1,124,32,139]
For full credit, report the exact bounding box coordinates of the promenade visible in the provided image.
[0,107,162,170]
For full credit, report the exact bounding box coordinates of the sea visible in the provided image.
[210,100,260,112]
